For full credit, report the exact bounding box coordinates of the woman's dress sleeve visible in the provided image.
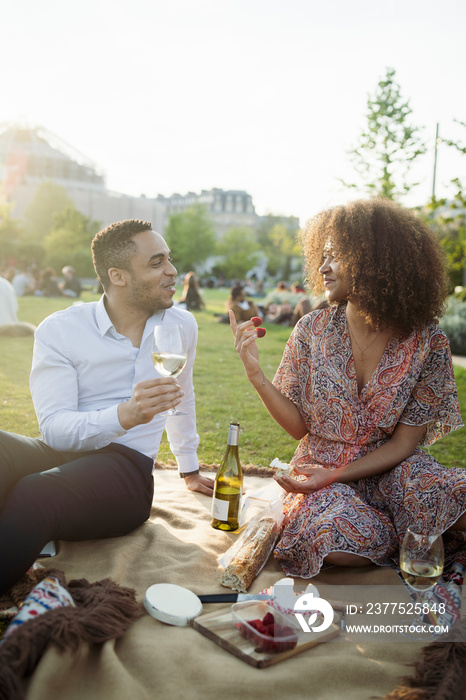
[399,327,463,445]
[273,326,303,409]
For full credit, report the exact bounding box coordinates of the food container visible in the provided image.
[232,601,300,653]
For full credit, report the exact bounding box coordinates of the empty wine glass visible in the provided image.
[399,525,444,640]
[152,324,188,416]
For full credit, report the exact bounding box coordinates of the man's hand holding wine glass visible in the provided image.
[152,324,188,416]
[117,377,185,430]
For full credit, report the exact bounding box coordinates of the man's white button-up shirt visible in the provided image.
[30,297,200,475]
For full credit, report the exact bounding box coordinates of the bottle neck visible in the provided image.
[227,423,240,447]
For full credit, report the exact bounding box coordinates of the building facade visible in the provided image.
[0,123,164,231]
[156,188,258,237]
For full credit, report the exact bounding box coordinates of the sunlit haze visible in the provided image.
[2,0,465,224]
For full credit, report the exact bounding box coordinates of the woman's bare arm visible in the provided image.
[229,311,307,440]
[275,421,427,493]
[336,421,427,482]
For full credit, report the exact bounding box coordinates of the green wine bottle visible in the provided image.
[211,422,243,531]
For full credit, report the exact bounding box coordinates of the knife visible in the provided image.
[198,593,272,603]
[197,593,352,611]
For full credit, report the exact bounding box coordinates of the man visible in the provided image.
[59,265,82,297]
[0,219,213,595]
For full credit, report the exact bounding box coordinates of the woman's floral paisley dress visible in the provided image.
[273,302,465,577]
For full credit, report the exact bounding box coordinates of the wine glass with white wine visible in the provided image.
[399,525,444,639]
[152,324,188,416]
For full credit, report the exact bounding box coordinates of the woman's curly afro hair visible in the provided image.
[299,198,449,335]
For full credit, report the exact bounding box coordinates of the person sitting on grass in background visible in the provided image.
[11,266,35,297]
[35,267,62,297]
[0,218,213,596]
[265,281,312,326]
[0,275,36,337]
[178,271,205,311]
[59,266,82,298]
[224,284,261,323]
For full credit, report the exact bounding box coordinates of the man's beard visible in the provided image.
[128,280,173,313]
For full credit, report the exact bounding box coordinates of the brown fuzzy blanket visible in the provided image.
[385,618,466,700]
[0,570,141,700]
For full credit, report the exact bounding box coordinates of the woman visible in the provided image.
[178,271,205,311]
[230,198,466,578]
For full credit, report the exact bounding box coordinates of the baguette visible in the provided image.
[220,517,277,593]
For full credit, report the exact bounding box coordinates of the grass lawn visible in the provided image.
[1,289,465,469]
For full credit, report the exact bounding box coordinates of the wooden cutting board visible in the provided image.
[193,605,340,668]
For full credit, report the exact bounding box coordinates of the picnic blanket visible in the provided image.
[0,470,464,700]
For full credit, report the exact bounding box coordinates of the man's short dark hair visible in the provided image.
[91,219,152,290]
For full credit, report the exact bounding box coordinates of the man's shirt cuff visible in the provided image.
[176,453,199,477]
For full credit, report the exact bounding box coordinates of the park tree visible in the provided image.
[0,203,23,266]
[42,207,100,276]
[164,204,216,273]
[256,215,301,279]
[425,178,466,288]
[425,121,466,288]
[214,227,260,280]
[23,180,74,242]
[442,119,466,156]
[343,67,427,200]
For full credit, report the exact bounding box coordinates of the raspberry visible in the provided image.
[248,619,261,629]
[262,612,275,626]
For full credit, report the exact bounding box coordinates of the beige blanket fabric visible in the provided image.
[22,471,425,700]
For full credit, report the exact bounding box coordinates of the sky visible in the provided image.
[2,0,466,225]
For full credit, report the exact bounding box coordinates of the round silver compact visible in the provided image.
[144,583,203,626]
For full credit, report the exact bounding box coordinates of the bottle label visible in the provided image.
[212,497,230,521]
